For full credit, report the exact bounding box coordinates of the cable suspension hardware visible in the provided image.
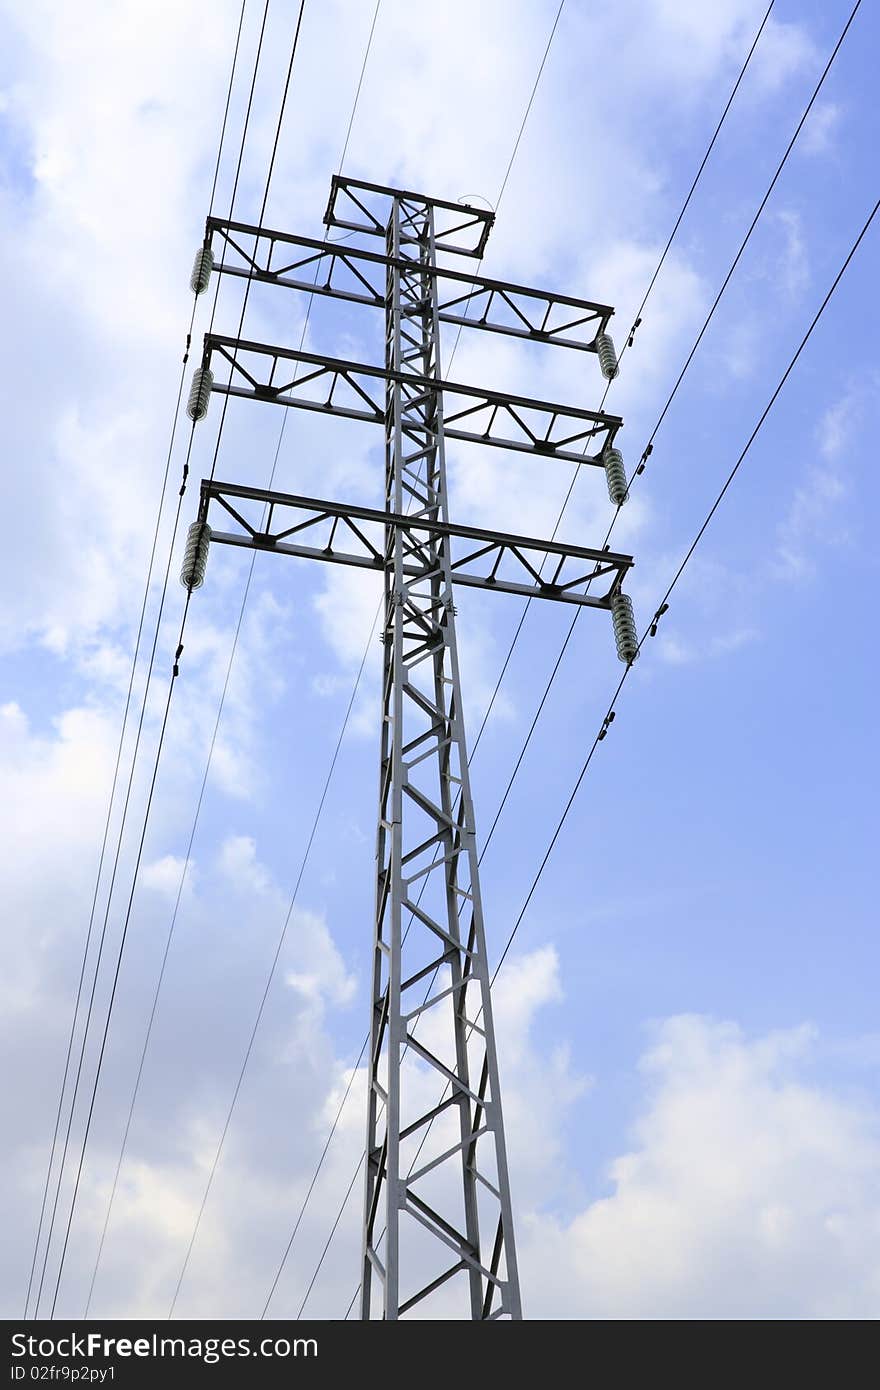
[180,520,212,591]
[190,245,215,295]
[610,591,639,664]
[602,445,628,506]
[183,174,638,1319]
[595,329,619,380]
[187,366,214,421]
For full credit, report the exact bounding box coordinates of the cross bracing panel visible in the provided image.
[204,215,614,354]
[199,481,633,609]
[201,333,623,466]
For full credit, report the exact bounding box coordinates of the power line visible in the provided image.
[24,0,253,1321]
[441,1,564,373]
[204,0,301,486]
[47,594,193,1319]
[207,0,249,218]
[490,190,880,978]
[296,1154,363,1320]
[497,0,564,207]
[260,1037,368,1318]
[166,611,376,1318]
[337,0,381,172]
[297,2,864,1312]
[334,187,880,1319]
[25,396,195,1324]
[253,9,571,1316]
[80,1,383,1319]
[36,0,299,1318]
[637,0,861,457]
[350,9,867,1276]
[469,0,861,777]
[624,0,775,364]
[252,0,776,1314]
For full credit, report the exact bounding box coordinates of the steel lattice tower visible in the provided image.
[185,175,637,1320]
[361,191,521,1319]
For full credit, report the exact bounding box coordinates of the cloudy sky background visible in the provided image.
[1,0,878,1320]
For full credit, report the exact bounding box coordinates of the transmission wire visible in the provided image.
[290,4,866,1311]
[260,1,568,1317]
[38,0,294,1318]
[258,0,770,1311]
[90,1,383,1318]
[340,186,880,1319]
[81,0,313,1317]
[24,0,252,1321]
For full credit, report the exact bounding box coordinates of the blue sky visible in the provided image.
[1,0,878,1320]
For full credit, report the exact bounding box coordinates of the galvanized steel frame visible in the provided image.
[192,174,634,1321]
[360,191,522,1320]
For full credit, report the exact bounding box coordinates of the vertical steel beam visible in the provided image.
[360,196,522,1320]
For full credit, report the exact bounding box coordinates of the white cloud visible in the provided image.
[4,0,861,1325]
[774,375,876,580]
[775,462,849,580]
[775,208,810,296]
[522,1016,880,1319]
[800,100,842,156]
[653,624,759,666]
[312,566,382,671]
[217,834,356,1013]
[141,853,194,900]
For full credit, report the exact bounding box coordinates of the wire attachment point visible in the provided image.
[595,330,619,381]
[190,246,215,296]
[180,520,211,591]
[597,709,616,741]
[187,366,214,422]
[610,591,639,664]
[649,602,669,638]
[603,446,629,506]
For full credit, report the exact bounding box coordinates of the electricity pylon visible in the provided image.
[183,175,637,1320]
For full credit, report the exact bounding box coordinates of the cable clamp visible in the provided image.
[636,442,653,476]
[649,602,670,638]
[597,710,616,742]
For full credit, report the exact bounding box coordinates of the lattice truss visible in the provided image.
[205,215,615,354]
[191,175,636,1320]
[204,332,622,466]
[199,481,633,610]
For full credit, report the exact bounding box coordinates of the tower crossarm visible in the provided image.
[323,174,495,257]
[201,333,623,465]
[198,480,634,608]
[204,215,614,354]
